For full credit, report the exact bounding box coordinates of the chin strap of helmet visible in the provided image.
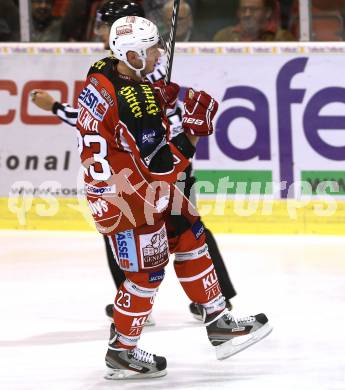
[124,48,148,78]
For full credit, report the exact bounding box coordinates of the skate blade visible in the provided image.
[145,315,156,327]
[215,322,273,361]
[191,313,203,322]
[105,368,167,380]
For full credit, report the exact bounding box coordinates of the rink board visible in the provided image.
[1,43,345,234]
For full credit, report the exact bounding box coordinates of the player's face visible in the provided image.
[93,20,111,49]
[143,44,162,74]
[101,25,111,49]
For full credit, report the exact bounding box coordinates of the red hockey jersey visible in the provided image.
[76,57,195,235]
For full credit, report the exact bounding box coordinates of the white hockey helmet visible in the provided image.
[109,16,165,73]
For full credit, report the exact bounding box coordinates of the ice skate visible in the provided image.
[105,324,167,379]
[189,299,232,321]
[205,310,272,360]
[105,304,156,326]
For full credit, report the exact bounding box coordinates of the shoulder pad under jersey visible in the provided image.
[87,56,117,80]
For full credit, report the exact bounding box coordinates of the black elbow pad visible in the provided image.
[171,133,196,159]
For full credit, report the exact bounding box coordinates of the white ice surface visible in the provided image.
[0,231,344,390]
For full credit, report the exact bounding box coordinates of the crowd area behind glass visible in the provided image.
[1,0,345,43]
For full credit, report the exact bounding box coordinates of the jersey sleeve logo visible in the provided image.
[79,83,109,121]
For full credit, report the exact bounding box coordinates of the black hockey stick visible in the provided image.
[164,0,181,84]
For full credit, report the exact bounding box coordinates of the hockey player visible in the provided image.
[31,0,237,323]
[75,15,272,379]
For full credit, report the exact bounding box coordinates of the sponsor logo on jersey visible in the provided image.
[100,87,114,106]
[140,84,160,116]
[131,316,147,327]
[89,76,99,87]
[140,225,169,269]
[85,183,116,195]
[129,315,149,336]
[79,83,109,121]
[141,129,156,145]
[119,86,143,118]
[126,16,136,23]
[202,269,221,300]
[115,230,139,272]
[203,269,218,289]
[148,269,165,283]
[88,199,109,217]
[191,220,205,240]
[116,24,133,36]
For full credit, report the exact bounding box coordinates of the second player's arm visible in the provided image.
[31,89,78,127]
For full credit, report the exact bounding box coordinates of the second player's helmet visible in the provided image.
[109,16,165,73]
[94,1,145,40]
[97,0,145,25]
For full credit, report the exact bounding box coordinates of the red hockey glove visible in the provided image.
[182,89,219,136]
[152,79,180,110]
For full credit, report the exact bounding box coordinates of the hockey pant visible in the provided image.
[108,218,225,349]
[104,168,236,300]
[104,226,236,300]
